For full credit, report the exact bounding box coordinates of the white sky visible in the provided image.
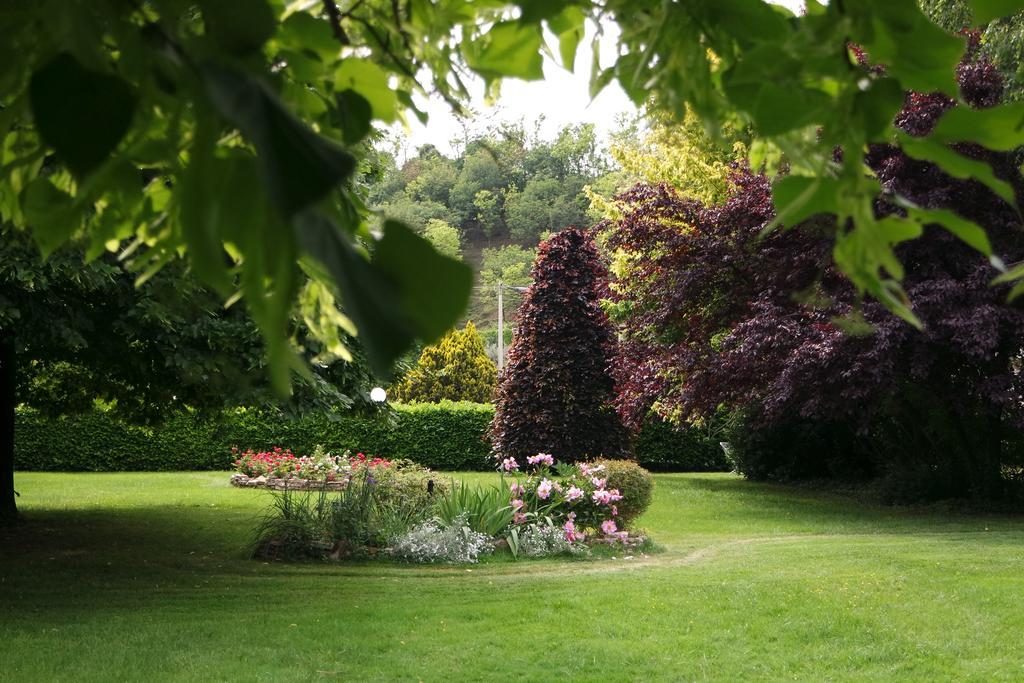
[392,0,808,159]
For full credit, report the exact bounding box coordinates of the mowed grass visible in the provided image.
[3,472,1024,681]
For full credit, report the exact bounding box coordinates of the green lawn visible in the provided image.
[3,472,1024,681]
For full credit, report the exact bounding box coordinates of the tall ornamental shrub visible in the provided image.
[606,37,1024,501]
[391,321,496,403]
[491,228,627,463]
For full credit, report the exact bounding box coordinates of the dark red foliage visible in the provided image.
[607,48,1024,499]
[491,228,628,463]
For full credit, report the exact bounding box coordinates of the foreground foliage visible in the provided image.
[6,1,1024,399]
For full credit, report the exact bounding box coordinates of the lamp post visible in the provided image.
[369,387,387,404]
[497,281,504,372]
[496,281,529,373]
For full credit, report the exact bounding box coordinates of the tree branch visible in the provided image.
[322,0,351,45]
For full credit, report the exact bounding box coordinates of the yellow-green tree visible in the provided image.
[391,322,496,403]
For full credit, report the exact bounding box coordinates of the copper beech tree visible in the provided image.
[491,228,627,464]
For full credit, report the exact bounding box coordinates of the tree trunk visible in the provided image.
[0,334,16,525]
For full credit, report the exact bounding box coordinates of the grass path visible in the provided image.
[2,471,1024,681]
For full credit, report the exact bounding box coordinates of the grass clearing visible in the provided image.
[2,471,1024,681]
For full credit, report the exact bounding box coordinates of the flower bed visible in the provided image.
[250,450,654,564]
[230,446,390,490]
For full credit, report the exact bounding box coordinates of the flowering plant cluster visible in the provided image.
[232,445,389,481]
[500,454,633,544]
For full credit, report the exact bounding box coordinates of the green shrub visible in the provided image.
[252,488,335,560]
[633,415,733,472]
[592,459,654,527]
[252,467,443,559]
[388,401,493,470]
[326,468,436,550]
[391,322,497,403]
[373,460,451,511]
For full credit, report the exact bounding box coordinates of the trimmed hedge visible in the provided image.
[14,401,493,472]
[14,402,731,473]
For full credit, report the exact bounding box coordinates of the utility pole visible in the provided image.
[497,280,504,372]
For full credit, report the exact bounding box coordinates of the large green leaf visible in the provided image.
[898,133,1016,206]
[335,89,372,145]
[296,215,472,375]
[853,78,905,141]
[517,0,578,22]
[722,45,832,136]
[907,206,992,255]
[201,63,356,216]
[295,213,414,376]
[177,124,233,294]
[701,0,792,48]
[199,0,276,54]
[849,1,963,96]
[28,53,136,178]
[279,11,339,61]
[334,59,398,122]
[771,175,841,228]
[463,21,544,82]
[374,220,473,343]
[833,215,924,328]
[19,177,79,256]
[969,0,1024,24]
[929,102,1024,151]
[547,6,586,71]
[212,155,300,394]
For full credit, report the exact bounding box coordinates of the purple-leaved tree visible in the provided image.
[491,228,628,464]
[606,35,1024,501]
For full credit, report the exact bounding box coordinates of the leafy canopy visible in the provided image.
[4,0,1024,387]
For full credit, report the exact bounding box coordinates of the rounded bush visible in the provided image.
[592,459,653,527]
[391,322,496,403]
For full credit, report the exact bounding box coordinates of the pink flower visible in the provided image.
[501,457,519,472]
[513,512,527,525]
[509,482,525,496]
[592,489,612,505]
[565,486,584,502]
[591,477,606,488]
[608,488,623,502]
[526,453,555,467]
[563,519,581,542]
[601,519,618,535]
[611,505,618,516]
[511,498,524,511]
[536,479,553,500]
